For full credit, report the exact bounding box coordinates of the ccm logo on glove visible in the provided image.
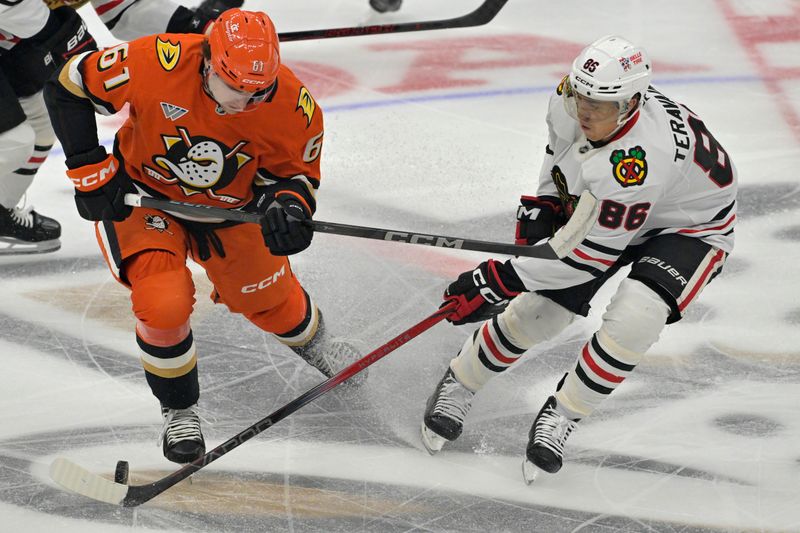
[66,155,118,191]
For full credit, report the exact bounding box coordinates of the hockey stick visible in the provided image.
[278,0,508,42]
[123,191,598,260]
[49,303,456,506]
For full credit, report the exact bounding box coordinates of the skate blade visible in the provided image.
[420,422,448,455]
[522,459,542,485]
[0,237,60,256]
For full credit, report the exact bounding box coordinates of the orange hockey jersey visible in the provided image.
[71,33,323,209]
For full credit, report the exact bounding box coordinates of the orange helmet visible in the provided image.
[207,9,280,93]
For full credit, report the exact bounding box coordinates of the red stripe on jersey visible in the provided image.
[581,344,624,383]
[482,323,518,365]
[28,156,46,163]
[573,248,615,267]
[95,0,127,16]
[678,249,725,311]
[677,214,735,234]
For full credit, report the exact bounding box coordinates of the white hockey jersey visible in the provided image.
[0,0,183,50]
[510,84,737,292]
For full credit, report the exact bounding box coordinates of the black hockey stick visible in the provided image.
[122,192,598,260]
[49,303,456,506]
[278,0,508,42]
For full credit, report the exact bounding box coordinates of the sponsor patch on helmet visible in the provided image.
[610,146,648,187]
[156,37,181,72]
[296,87,316,127]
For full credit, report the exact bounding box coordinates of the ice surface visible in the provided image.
[1,0,799,531]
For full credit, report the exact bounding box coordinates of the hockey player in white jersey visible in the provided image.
[420,36,737,482]
[0,0,240,254]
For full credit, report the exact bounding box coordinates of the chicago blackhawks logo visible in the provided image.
[144,214,174,235]
[143,126,253,203]
[610,146,648,187]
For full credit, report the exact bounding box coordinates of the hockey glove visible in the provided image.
[167,0,245,34]
[259,196,314,256]
[443,259,524,325]
[66,147,135,222]
[515,195,565,245]
[0,7,96,96]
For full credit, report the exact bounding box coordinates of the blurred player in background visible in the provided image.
[419,35,737,483]
[44,8,360,464]
[0,0,241,254]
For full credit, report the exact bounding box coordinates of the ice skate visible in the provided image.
[0,205,61,255]
[292,335,366,385]
[421,367,474,454]
[522,396,579,484]
[160,404,205,464]
[369,0,402,13]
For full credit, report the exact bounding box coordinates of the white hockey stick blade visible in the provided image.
[547,191,598,258]
[521,458,541,485]
[49,457,128,505]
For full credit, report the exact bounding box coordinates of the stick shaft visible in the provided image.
[122,305,454,506]
[123,194,585,259]
[278,0,508,42]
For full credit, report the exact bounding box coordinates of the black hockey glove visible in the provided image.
[0,7,96,96]
[166,0,245,34]
[66,147,136,222]
[515,195,565,245]
[443,259,525,325]
[246,178,317,256]
[260,196,314,256]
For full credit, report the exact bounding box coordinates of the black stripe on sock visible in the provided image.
[137,330,194,359]
[574,364,613,395]
[590,335,635,372]
[477,346,506,373]
[490,316,526,355]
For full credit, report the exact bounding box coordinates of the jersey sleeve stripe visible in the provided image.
[94,0,132,16]
[573,248,616,267]
[560,256,605,277]
[711,200,736,221]
[677,214,736,235]
[580,239,624,256]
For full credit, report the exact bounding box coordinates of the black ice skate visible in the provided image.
[369,0,402,13]
[522,396,580,484]
[160,404,205,464]
[0,205,61,255]
[421,367,474,454]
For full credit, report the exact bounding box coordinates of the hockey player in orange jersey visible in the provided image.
[43,9,359,464]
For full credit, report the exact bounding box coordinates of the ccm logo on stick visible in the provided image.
[241,265,286,293]
[384,232,464,249]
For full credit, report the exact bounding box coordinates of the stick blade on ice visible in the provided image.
[49,458,128,505]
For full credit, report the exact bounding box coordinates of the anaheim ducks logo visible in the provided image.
[143,126,253,203]
[156,37,181,71]
[144,214,174,235]
[296,87,315,127]
[610,146,648,187]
